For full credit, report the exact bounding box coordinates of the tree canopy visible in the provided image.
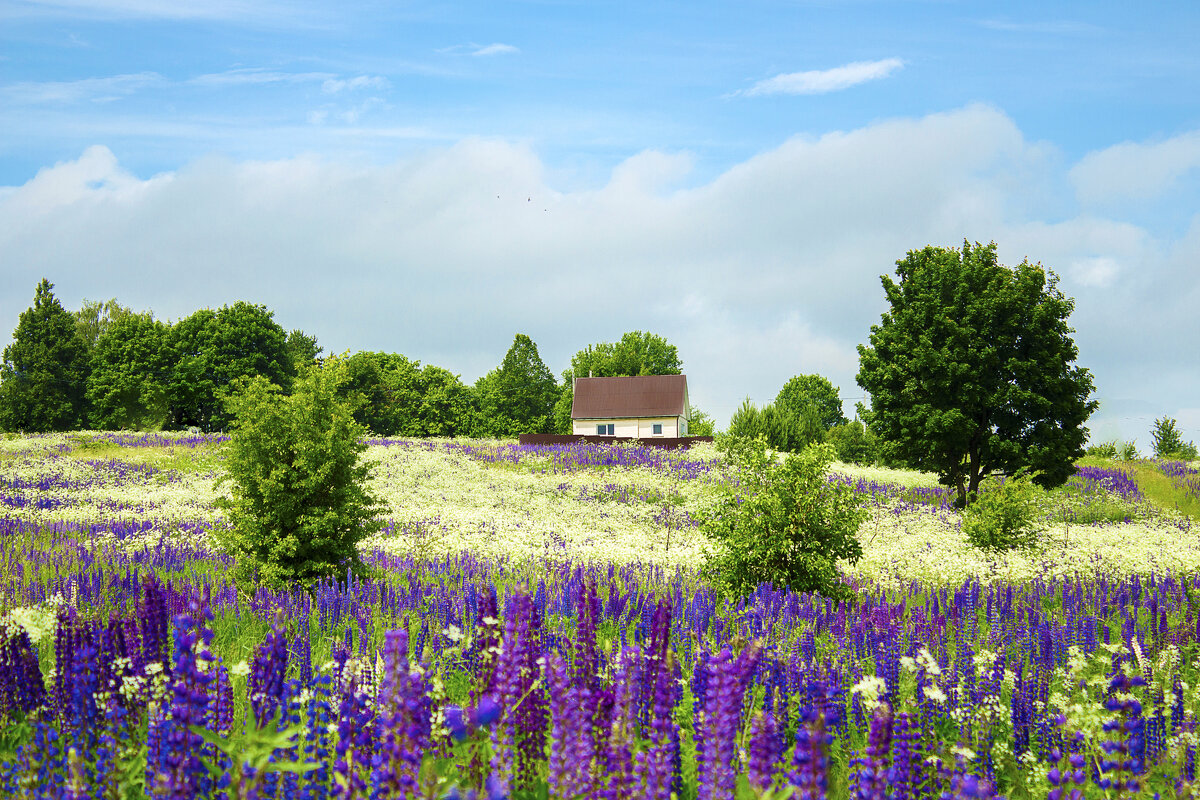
[168,303,294,431]
[856,240,1097,506]
[340,351,474,438]
[0,280,91,432]
[775,374,847,431]
[476,334,559,436]
[87,313,172,430]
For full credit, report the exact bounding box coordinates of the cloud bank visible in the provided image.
[1,105,1197,446]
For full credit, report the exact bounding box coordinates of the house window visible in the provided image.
[652,423,663,435]
[597,424,615,436]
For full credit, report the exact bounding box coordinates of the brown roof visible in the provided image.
[571,374,689,419]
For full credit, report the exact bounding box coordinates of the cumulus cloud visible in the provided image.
[1070,129,1200,204]
[0,105,1196,443]
[743,58,904,97]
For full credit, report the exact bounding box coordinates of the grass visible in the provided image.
[1128,460,1200,520]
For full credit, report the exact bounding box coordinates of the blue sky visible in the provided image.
[2,0,1199,446]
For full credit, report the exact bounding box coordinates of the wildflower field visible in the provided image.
[3,432,1200,798]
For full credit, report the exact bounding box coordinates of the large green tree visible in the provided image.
[475,333,559,436]
[856,240,1097,506]
[168,302,294,431]
[87,313,172,430]
[0,280,91,432]
[775,374,847,431]
[554,330,683,432]
[341,351,474,437]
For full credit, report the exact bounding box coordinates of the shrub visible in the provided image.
[1119,440,1140,461]
[1085,441,1119,459]
[961,471,1043,553]
[216,359,384,590]
[1151,417,1198,460]
[826,420,879,465]
[698,437,868,602]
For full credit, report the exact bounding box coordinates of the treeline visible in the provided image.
[0,280,717,438]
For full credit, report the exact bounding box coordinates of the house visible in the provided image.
[571,374,690,437]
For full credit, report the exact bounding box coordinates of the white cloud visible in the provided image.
[321,75,390,94]
[471,43,519,57]
[743,58,904,97]
[0,105,1196,439]
[190,68,335,87]
[1070,129,1200,205]
[1,72,166,104]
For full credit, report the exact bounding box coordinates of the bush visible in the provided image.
[216,359,384,590]
[826,420,879,465]
[698,437,868,602]
[1119,440,1140,461]
[1085,441,1119,459]
[1151,417,1198,460]
[961,472,1042,553]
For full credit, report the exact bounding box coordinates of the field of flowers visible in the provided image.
[2,431,1200,798]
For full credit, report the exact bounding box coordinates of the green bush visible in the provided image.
[1151,417,1198,460]
[698,437,868,602]
[961,472,1042,553]
[1085,441,1119,459]
[216,359,384,590]
[826,420,879,465]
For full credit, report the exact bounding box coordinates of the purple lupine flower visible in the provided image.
[887,711,922,800]
[601,646,641,800]
[302,671,335,800]
[250,624,289,729]
[850,703,892,800]
[334,663,375,800]
[150,599,216,799]
[489,592,547,796]
[787,708,831,800]
[696,641,763,800]
[746,710,781,792]
[370,627,431,799]
[633,644,681,800]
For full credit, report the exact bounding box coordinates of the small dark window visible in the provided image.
[596,424,606,435]
[652,423,663,435]
[597,424,614,436]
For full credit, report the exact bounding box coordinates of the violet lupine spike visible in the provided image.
[370,627,431,799]
[787,709,831,800]
[334,664,375,800]
[489,592,547,796]
[249,624,290,729]
[547,651,594,799]
[696,646,738,800]
[633,645,681,800]
[600,647,641,800]
[746,710,782,793]
[850,703,891,800]
[150,600,216,800]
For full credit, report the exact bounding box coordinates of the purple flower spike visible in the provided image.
[472,695,501,728]
[445,705,469,742]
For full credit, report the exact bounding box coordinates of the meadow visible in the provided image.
[2,431,1200,798]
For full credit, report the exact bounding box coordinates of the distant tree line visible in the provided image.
[0,279,716,437]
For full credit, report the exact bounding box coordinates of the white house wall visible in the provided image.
[572,417,683,437]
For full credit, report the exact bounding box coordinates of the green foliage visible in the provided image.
[1119,440,1140,461]
[961,471,1043,553]
[775,374,847,431]
[556,331,683,434]
[74,297,137,352]
[215,359,383,590]
[87,313,172,430]
[1085,441,1119,459]
[687,408,717,437]
[727,398,822,453]
[168,303,295,432]
[473,334,559,436]
[284,329,322,371]
[0,279,92,432]
[341,351,474,437]
[856,240,1098,507]
[825,420,879,465]
[698,438,868,602]
[1151,416,1198,460]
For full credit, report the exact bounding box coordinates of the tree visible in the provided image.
[474,334,559,436]
[74,298,137,353]
[168,303,294,431]
[1151,417,1198,460]
[727,397,822,453]
[0,280,91,432]
[688,408,717,437]
[216,359,383,589]
[555,331,683,433]
[698,439,867,602]
[825,420,879,465]
[856,240,1097,506]
[87,313,172,430]
[340,352,475,437]
[775,374,847,431]
[285,329,322,372]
